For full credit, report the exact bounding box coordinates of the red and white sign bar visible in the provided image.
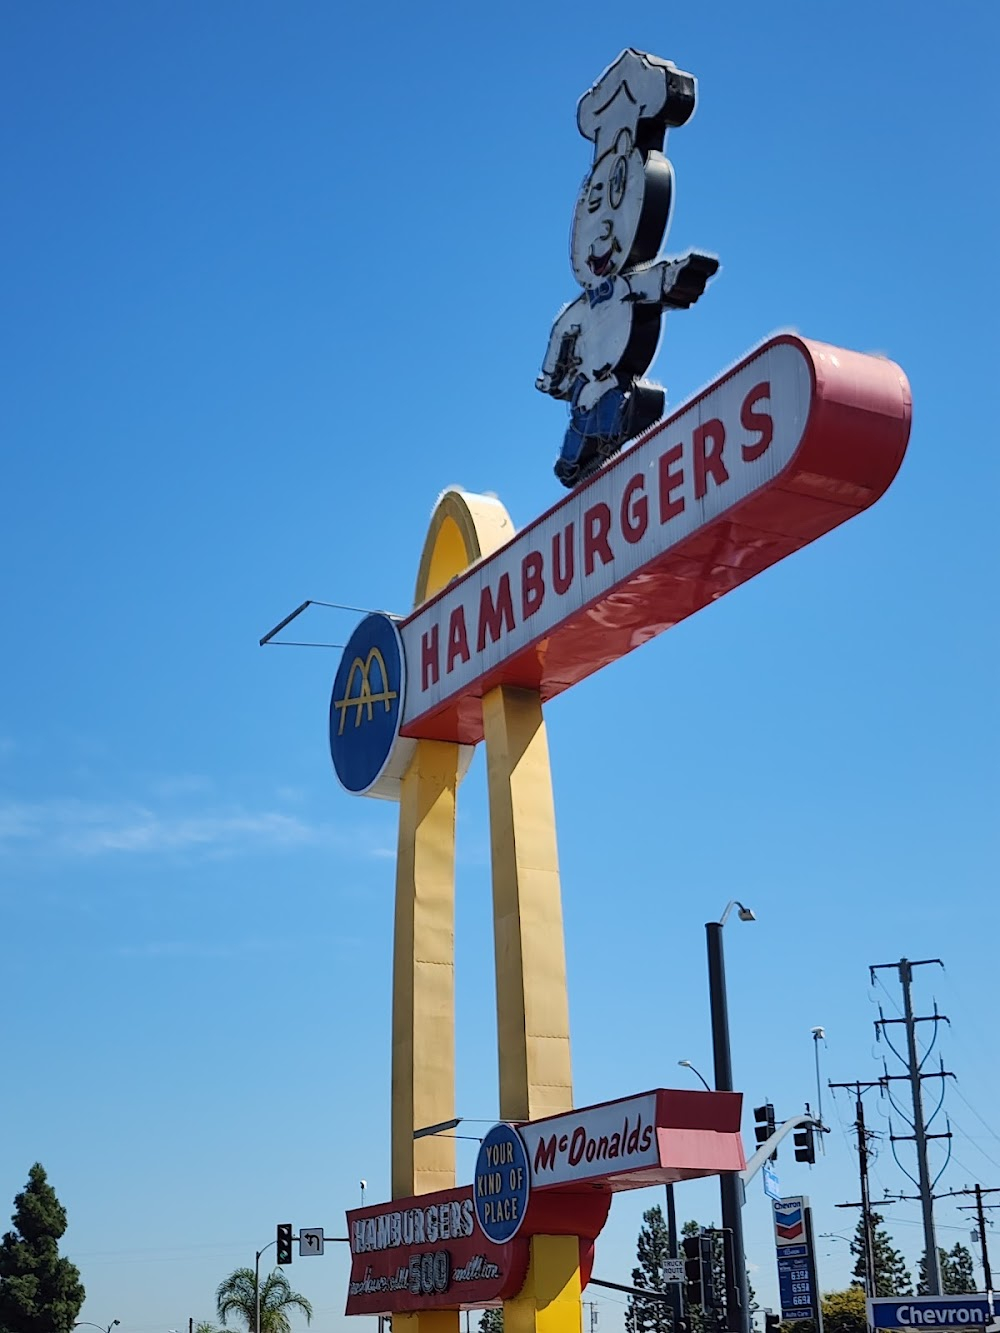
[400,335,911,745]
[520,1087,746,1192]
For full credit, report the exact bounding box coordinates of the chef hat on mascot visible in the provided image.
[576,48,696,160]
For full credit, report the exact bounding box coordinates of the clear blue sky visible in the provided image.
[2,2,997,1330]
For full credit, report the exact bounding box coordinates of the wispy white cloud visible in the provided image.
[0,797,325,859]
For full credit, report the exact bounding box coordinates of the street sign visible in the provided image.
[299,1227,324,1256]
[663,1259,684,1284]
[763,1160,781,1202]
[867,1296,995,1329]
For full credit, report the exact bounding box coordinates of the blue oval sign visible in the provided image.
[473,1123,530,1243]
[329,613,405,795]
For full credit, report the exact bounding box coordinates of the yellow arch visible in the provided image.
[393,489,579,1333]
[333,647,397,733]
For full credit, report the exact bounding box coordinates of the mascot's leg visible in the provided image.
[555,386,650,489]
[554,416,588,487]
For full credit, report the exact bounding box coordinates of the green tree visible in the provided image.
[917,1244,977,1295]
[0,1162,85,1333]
[478,1311,503,1333]
[821,1287,868,1333]
[627,1206,671,1333]
[850,1212,912,1296]
[779,1287,868,1333]
[216,1268,313,1333]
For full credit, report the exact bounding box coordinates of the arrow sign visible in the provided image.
[299,1227,324,1257]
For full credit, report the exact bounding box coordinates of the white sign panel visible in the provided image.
[518,1092,660,1189]
[299,1227,324,1256]
[664,1259,685,1284]
[401,339,812,727]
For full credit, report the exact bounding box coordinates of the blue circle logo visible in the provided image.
[329,613,405,795]
[473,1123,531,1243]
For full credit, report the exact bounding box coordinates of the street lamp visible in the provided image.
[707,899,754,1333]
[74,1323,120,1333]
[678,1059,712,1092]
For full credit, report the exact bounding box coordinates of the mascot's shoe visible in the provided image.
[554,456,580,487]
[621,384,665,439]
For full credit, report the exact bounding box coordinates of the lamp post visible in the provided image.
[707,899,755,1333]
[255,1239,276,1333]
[74,1323,120,1333]
[677,1059,712,1092]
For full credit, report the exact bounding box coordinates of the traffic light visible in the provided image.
[699,1234,716,1310]
[765,1313,781,1332]
[683,1235,703,1306]
[754,1103,777,1160]
[794,1124,816,1164]
[682,1233,715,1309]
[276,1223,293,1265]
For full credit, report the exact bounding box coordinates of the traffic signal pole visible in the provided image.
[254,1239,276,1333]
[666,1182,683,1330]
[706,921,750,1333]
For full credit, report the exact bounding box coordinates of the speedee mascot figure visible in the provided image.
[536,49,719,487]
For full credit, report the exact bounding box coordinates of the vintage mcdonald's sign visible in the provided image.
[314,45,913,1333]
[328,612,409,798]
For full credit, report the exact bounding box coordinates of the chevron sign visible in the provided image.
[773,1197,806,1246]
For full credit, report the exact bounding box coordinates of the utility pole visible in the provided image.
[665,1182,683,1331]
[583,1301,599,1333]
[955,1185,1000,1293]
[871,958,953,1296]
[829,1079,881,1296]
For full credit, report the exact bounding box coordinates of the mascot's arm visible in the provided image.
[625,253,720,308]
[536,298,585,400]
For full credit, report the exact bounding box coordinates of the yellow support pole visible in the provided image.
[391,489,515,1202]
[391,737,461,1199]
[504,1236,583,1333]
[482,685,573,1123]
[482,685,579,1333]
[392,490,580,1333]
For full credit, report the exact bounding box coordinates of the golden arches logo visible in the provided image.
[333,647,398,735]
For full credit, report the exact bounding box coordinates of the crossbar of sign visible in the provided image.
[398,336,910,748]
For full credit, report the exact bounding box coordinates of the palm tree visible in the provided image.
[216,1267,313,1333]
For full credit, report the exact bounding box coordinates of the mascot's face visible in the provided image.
[570,129,646,289]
